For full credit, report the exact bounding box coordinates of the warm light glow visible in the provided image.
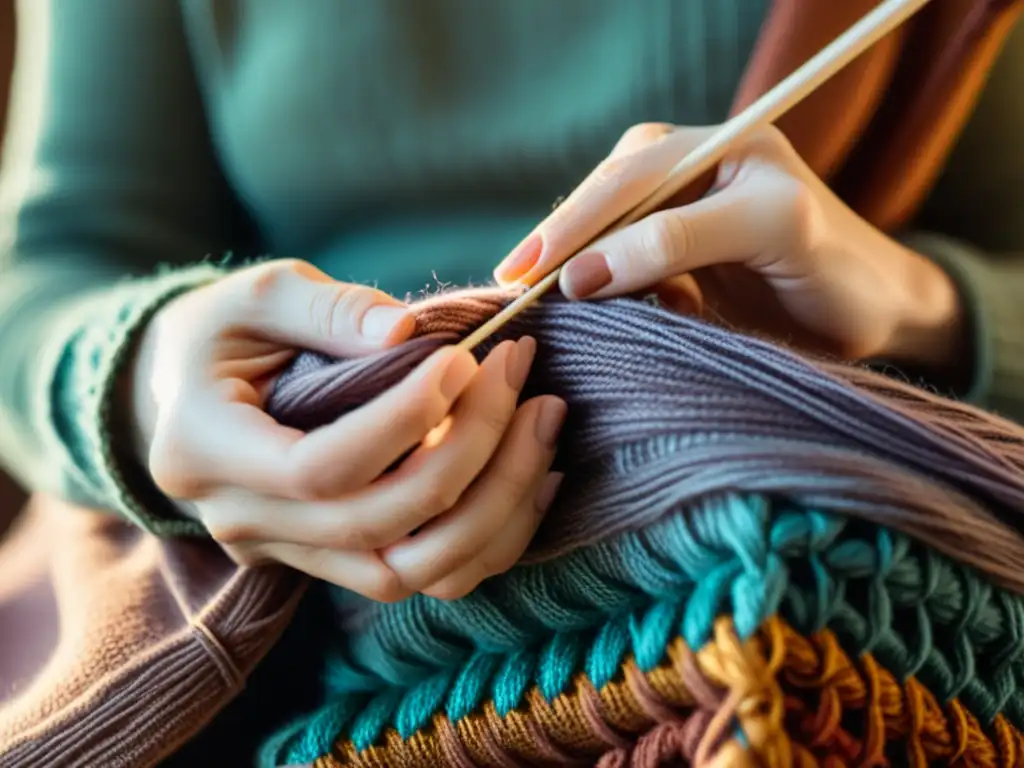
[423,416,454,449]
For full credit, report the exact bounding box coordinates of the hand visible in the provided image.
[495,122,967,369]
[129,259,567,602]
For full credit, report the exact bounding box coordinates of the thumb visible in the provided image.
[559,183,765,300]
[230,259,416,357]
[494,125,718,288]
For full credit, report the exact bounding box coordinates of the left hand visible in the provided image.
[495,122,966,368]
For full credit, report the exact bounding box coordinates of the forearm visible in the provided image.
[0,258,225,525]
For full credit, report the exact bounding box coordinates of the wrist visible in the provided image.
[124,315,161,469]
[880,242,970,379]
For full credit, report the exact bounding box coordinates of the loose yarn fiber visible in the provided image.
[262,290,1024,767]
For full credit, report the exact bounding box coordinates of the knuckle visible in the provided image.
[285,460,338,502]
[310,513,382,550]
[362,570,411,604]
[746,124,791,156]
[484,547,523,579]
[592,155,631,187]
[431,540,478,579]
[244,258,305,300]
[492,466,536,508]
[620,122,674,147]
[418,476,462,517]
[477,402,514,441]
[640,212,691,272]
[337,523,383,552]
[391,391,446,439]
[779,181,825,253]
[424,578,476,602]
[306,284,363,343]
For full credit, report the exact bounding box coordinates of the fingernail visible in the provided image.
[362,305,414,342]
[495,234,543,284]
[563,252,612,299]
[439,349,478,400]
[534,472,564,513]
[505,337,537,390]
[535,398,567,448]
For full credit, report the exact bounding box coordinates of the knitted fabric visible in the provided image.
[260,290,1024,766]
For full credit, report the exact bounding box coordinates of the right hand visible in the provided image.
[129,259,567,602]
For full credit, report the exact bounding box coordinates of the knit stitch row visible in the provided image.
[263,617,1024,767]
[270,293,1024,591]
[262,291,1024,766]
[261,503,1024,765]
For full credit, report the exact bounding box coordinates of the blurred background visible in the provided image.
[0,1,21,535]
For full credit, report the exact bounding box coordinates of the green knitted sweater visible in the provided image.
[1,1,1024,535]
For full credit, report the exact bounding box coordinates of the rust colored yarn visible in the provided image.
[314,618,1024,768]
[261,291,1024,767]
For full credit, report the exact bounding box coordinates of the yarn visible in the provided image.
[260,503,1024,765]
[266,618,1024,767]
[269,291,1024,589]
[260,290,1024,766]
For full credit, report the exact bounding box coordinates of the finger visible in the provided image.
[608,122,677,158]
[260,540,412,603]
[160,344,479,500]
[196,339,535,550]
[280,342,489,499]
[420,471,565,601]
[225,259,417,357]
[380,395,566,592]
[559,185,771,300]
[494,125,718,287]
[316,337,536,549]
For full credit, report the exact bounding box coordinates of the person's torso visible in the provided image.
[180,0,768,295]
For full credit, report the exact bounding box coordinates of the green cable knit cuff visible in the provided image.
[49,263,227,536]
[902,231,1024,423]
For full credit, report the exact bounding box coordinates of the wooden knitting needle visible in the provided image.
[458,0,935,352]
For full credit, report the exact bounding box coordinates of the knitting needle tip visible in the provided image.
[458,268,563,351]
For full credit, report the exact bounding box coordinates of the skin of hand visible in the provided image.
[128,259,567,602]
[495,123,968,372]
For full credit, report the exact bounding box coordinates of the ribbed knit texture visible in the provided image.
[49,264,226,534]
[270,291,1024,586]
[257,290,1024,766]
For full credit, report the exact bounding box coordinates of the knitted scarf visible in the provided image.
[259,290,1024,766]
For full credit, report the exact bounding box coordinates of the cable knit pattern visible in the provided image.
[261,500,1024,766]
[256,290,1024,766]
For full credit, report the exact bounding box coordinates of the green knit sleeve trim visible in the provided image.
[51,263,227,536]
[902,231,1024,423]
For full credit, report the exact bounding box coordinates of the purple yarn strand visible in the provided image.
[267,293,1024,594]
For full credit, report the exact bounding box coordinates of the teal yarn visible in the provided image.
[537,631,582,702]
[445,652,500,722]
[337,493,841,686]
[630,600,678,672]
[261,494,1024,763]
[258,696,367,766]
[491,649,534,717]
[585,616,630,690]
[348,688,405,752]
[395,671,453,739]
